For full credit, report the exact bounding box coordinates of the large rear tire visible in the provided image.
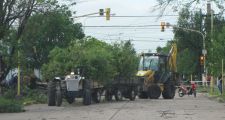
[148,85,161,99]
[83,89,92,105]
[162,82,175,99]
[56,83,62,106]
[48,81,56,106]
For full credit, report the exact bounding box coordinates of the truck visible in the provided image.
[136,43,178,99]
[47,67,138,106]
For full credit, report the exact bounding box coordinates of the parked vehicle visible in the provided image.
[178,82,196,97]
[47,67,138,106]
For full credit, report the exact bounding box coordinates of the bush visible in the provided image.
[0,97,24,113]
[22,88,47,105]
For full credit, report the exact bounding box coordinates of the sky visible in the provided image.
[61,0,179,53]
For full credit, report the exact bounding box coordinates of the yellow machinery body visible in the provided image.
[136,43,177,99]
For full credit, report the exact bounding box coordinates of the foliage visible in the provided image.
[156,41,174,54]
[172,8,203,75]
[0,87,47,113]
[41,37,139,84]
[155,0,225,15]
[22,88,47,105]
[42,37,115,83]
[111,41,139,80]
[21,8,84,69]
[0,0,72,84]
[177,48,198,74]
[207,20,225,75]
[0,97,24,113]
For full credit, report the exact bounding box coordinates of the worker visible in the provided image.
[218,75,222,95]
[191,81,197,97]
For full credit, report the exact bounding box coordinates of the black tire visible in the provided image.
[171,85,176,98]
[83,89,92,105]
[148,85,161,99]
[178,89,184,97]
[93,90,101,103]
[56,83,62,106]
[129,89,136,101]
[115,89,123,101]
[162,83,175,99]
[105,90,113,101]
[138,91,148,99]
[66,91,75,104]
[48,81,56,106]
[83,79,91,89]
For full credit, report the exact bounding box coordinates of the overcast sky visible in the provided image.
[62,0,179,53]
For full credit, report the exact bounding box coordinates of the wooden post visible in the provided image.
[210,75,214,95]
[17,39,21,97]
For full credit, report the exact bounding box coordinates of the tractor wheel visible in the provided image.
[56,83,62,106]
[83,79,91,89]
[129,89,136,101]
[47,81,56,106]
[105,90,113,101]
[162,82,175,99]
[66,91,75,104]
[115,89,123,101]
[148,85,161,99]
[83,89,92,105]
[138,92,148,99]
[93,90,101,103]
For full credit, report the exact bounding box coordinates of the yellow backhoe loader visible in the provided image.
[136,43,178,99]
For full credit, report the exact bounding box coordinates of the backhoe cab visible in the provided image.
[137,43,177,99]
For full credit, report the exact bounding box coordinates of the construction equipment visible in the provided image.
[136,43,178,99]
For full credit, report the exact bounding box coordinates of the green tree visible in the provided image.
[0,0,65,81]
[42,38,139,84]
[42,37,116,84]
[21,8,84,70]
[155,0,224,15]
[174,8,203,75]
[111,41,139,80]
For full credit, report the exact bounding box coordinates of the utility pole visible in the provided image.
[207,0,215,94]
[17,38,21,97]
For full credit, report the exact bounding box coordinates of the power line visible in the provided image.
[74,15,179,18]
[101,39,168,42]
[83,25,161,27]
[85,27,164,29]
[86,33,172,39]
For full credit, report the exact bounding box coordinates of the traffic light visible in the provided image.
[160,22,165,32]
[99,9,104,16]
[200,55,204,65]
[105,8,110,20]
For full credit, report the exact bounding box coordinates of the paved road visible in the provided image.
[1,93,225,120]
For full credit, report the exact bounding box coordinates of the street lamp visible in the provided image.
[177,26,206,74]
[163,23,206,75]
